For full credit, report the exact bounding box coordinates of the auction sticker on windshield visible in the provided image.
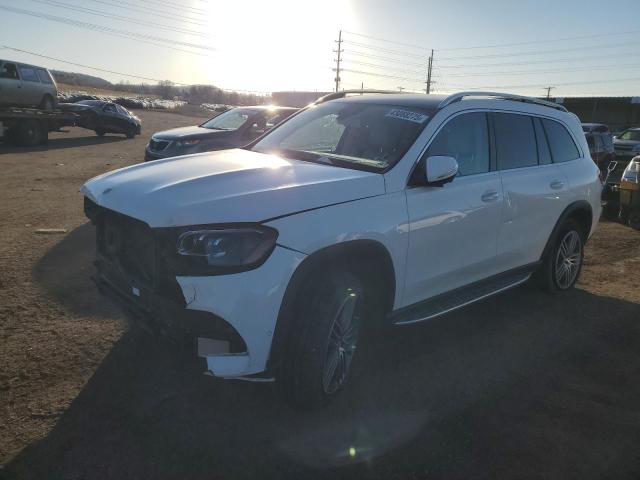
[386,109,429,124]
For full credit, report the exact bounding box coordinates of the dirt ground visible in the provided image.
[1,110,640,479]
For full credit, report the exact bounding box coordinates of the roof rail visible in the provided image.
[313,89,402,105]
[438,91,568,112]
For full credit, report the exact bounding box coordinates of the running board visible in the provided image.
[389,267,535,326]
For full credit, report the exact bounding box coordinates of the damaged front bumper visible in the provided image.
[87,199,306,379]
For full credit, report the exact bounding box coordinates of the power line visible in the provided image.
[338,68,425,84]
[0,5,216,55]
[345,51,429,69]
[437,29,640,51]
[437,40,640,61]
[341,59,427,76]
[86,0,208,27]
[342,40,430,60]
[342,30,431,51]
[0,45,272,94]
[1,45,191,84]
[445,75,640,90]
[132,0,209,15]
[434,51,638,69]
[27,0,208,37]
[442,62,640,77]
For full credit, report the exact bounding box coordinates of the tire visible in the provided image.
[277,269,366,410]
[534,219,585,293]
[40,95,54,111]
[95,129,105,137]
[125,126,136,139]
[628,210,640,231]
[16,120,45,146]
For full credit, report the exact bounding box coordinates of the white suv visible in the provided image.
[82,91,602,408]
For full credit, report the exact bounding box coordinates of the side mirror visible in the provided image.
[425,155,458,186]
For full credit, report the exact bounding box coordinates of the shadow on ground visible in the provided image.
[32,222,120,320]
[0,134,127,154]
[9,225,640,479]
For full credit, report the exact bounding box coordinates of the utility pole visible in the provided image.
[544,86,555,99]
[397,86,405,92]
[425,49,434,94]
[334,30,343,93]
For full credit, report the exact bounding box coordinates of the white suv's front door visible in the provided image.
[403,112,503,307]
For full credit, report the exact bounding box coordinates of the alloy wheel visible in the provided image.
[322,289,360,395]
[554,230,582,289]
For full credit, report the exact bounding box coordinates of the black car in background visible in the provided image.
[582,123,615,172]
[64,100,142,138]
[144,106,296,161]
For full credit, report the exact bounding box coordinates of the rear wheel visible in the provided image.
[535,219,584,293]
[39,95,54,111]
[278,269,365,410]
[95,128,105,137]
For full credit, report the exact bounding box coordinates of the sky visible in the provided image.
[1,0,640,97]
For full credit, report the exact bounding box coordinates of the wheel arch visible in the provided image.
[267,239,396,372]
[541,200,593,260]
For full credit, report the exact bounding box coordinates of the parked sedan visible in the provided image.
[144,106,297,161]
[69,100,142,138]
[613,127,640,160]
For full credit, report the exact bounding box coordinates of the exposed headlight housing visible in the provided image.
[175,138,201,149]
[170,226,278,274]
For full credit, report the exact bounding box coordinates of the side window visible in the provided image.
[425,112,489,176]
[586,135,595,149]
[493,113,538,170]
[37,69,53,84]
[0,63,19,80]
[534,118,552,165]
[541,119,580,163]
[594,135,604,150]
[19,66,39,83]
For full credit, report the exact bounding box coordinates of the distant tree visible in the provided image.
[156,80,174,99]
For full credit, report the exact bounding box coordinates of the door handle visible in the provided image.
[550,179,564,190]
[481,190,499,202]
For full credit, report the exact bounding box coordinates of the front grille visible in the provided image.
[149,138,170,151]
[98,212,156,287]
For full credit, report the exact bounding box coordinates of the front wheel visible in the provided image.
[278,270,365,410]
[534,219,584,293]
[125,126,136,139]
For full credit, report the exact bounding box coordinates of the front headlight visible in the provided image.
[175,139,201,149]
[175,226,278,273]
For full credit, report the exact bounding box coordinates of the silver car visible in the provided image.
[0,59,58,110]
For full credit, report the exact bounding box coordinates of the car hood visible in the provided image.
[152,125,230,140]
[81,149,385,227]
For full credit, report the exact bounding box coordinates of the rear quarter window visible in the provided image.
[36,69,53,84]
[542,119,581,163]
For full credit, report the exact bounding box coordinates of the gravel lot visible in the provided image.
[1,110,640,479]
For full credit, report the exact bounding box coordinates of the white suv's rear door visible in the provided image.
[403,112,503,306]
[493,113,570,271]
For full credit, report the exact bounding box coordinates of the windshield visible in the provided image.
[618,130,640,141]
[252,101,430,171]
[201,108,255,130]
